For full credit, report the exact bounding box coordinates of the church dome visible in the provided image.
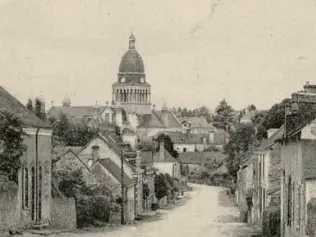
[119,33,145,74]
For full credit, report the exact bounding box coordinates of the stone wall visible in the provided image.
[0,176,20,231]
[50,197,76,230]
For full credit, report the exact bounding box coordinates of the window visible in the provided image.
[183,148,187,152]
[105,113,110,123]
[31,167,35,221]
[24,167,29,208]
[288,176,292,226]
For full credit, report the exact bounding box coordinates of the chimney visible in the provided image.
[159,142,164,162]
[92,145,100,161]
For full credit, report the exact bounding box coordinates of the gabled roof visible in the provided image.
[48,106,106,119]
[97,158,134,187]
[256,125,284,152]
[178,151,227,164]
[153,150,178,163]
[122,127,137,135]
[75,131,136,173]
[140,151,153,165]
[138,109,182,129]
[212,163,229,176]
[181,117,215,129]
[155,131,208,144]
[0,86,50,128]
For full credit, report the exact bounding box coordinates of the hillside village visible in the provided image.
[2,31,316,237]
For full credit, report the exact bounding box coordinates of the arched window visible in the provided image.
[24,167,29,208]
[31,166,35,220]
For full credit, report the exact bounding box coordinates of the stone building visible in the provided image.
[47,34,182,147]
[0,86,53,229]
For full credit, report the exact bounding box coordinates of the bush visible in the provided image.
[76,195,116,228]
[307,198,316,237]
[262,206,280,237]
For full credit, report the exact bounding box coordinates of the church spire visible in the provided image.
[129,32,136,49]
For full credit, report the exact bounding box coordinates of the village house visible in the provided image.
[139,151,156,211]
[236,153,256,224]
[153,131,209,153]
[0,86,53,230]
[180,116,215,134]
[277,118,316,237]
[251,126,283,227]
[54,132,140,222]
[153,142,181,180]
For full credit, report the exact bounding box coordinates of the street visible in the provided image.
[26,184,261,237]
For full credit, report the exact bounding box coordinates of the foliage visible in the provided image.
[213,99,235,130]
[248,104,256,111]
[172,106,212,122]
[34,97,46,120]
[156,133,178,158]
[224,123,256,180]
[307,198,316,237]
[143,183,150,200]
[52,113,98,147]
[26,98,33,111]
[262,206,281,237]
[180,163,189,176]
[154,173,169,200]
[0,112,26,183]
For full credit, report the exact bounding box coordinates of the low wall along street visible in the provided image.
[51,197,77,230]
[0,176,20,231]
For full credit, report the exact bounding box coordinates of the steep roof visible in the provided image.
[178,151,227,164]
[156,131,208,144]
[140,151,153,165]
[48,106,106,119]
[256,125,284,152]
[153,150,178,163]
[138,110,182,129]
[212,163,229,176]
[98,158,134,187]
[0,86,50,128]
[181,117,215,129]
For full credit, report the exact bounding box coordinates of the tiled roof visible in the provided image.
[178,151,227,164]
[256,125,284,151]
[48,106,106,119]
[98,158,135,187]
[181,117,215,129]
[0,86,50,128]
[155,131,208,144]
[213,163,229,175]
[140,151,153,165]
[153,150,178,163]
[138,110,182,129]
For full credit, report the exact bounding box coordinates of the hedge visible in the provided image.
[262,206,280,237]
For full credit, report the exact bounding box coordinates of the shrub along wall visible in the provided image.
[307,198,316,237]
[262,206,280,237]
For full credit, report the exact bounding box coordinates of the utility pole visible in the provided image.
[121,150,125,225]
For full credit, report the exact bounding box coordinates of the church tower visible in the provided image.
[112,33,152,115]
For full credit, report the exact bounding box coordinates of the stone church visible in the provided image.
[48,33,182,147]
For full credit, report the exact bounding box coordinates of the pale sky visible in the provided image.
[1,0,316,111]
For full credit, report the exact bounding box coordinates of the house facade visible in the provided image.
[0,86,53,229]
[279,119,316,237]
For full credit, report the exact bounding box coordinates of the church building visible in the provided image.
[48,33,182,146]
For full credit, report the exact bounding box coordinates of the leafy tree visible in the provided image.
[156,134,178,158]
[213,99,235,130]
[248,104,257,111]
[154,173,169,200]
[0,112,26,183]
[224,123,256,180]
[26,98,33,111]
[34,97,46,120]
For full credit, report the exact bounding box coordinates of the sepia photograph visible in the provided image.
[0,0,316,236]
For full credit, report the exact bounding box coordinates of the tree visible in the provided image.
[248,104,257,111]
[224,123,256,180]
[213,99,235,130]
[154,173,169,200]
[26,98,33,111]
[0,112,26,183]
[34,97,45,120]
[156,134,178,158]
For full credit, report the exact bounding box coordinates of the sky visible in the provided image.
[1,0,316,112]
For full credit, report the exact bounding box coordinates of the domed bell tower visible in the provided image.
[112,33,152,115]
